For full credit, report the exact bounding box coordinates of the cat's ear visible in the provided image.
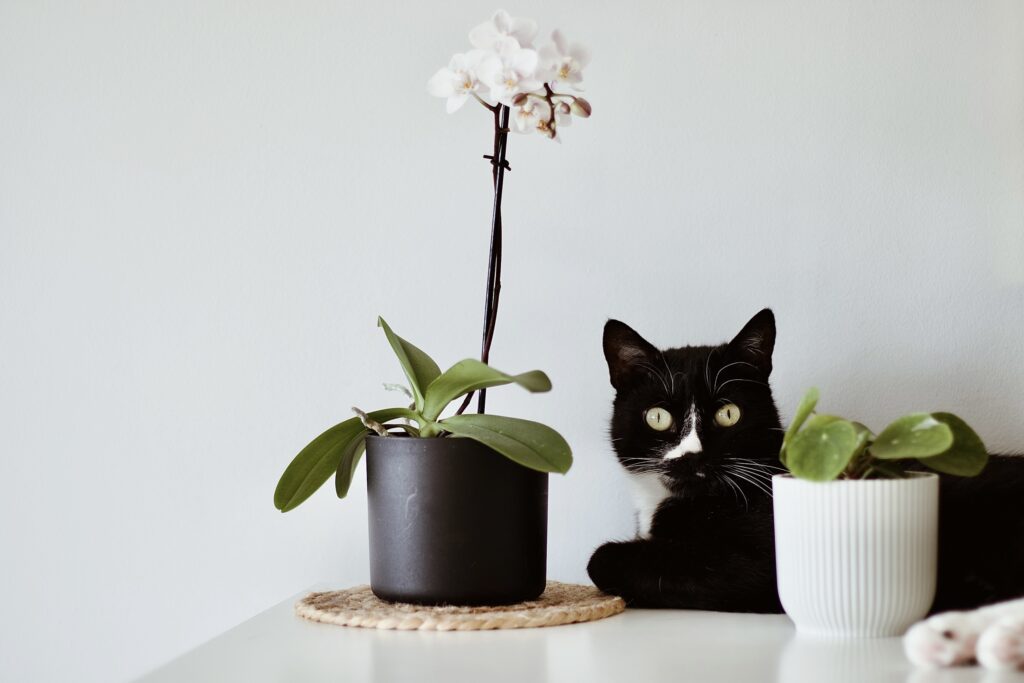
[604,319,660,390]
[727,308,776,376]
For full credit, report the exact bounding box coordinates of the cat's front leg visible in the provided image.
[588,537,781,612]
[587,539,696,609]
[587,540,647,599]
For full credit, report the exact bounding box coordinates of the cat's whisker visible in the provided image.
[725,463,780,480]
[720,472,749,509]
[717,377,769,393]
[731,474,775,496]
[620,462,664,471]
[722,455,782,466]
[724,467,774,498]
[660,355,676,394]
[722,456,778,466]
[725,467,774,486]
[714,472,742,508]
[703,351,714,392]
[636,360,672,396]
[620,457,667,475]
[723,458,786,474]
[724,464,770,475]
[729,477,773,500]
[713,360,758,394]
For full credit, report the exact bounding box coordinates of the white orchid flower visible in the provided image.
[427,50,497,113]
[510,98,557,140]
[478,43,542,106]
[538,30,590,91]
[512,98,550,134]
[469,9,538,50]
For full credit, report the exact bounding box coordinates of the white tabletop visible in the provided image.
[137,588,1022,683]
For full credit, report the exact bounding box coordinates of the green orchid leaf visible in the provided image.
[440,413,572,474]
[919,412,989,476]
[786,414,860,481]
[422,359,551,421]
[872,413,953,460]
[781,387,820,465]
[274,407,413,512]
[335,435,368,499]
[378,317,441,411]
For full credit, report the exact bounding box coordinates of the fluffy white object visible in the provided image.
[905,597,1024,670]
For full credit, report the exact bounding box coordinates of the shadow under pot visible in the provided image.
[364,434,548,606]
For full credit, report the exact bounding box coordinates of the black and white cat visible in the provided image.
[587,309,1024,616]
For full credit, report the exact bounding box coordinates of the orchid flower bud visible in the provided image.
[570,97,592,118]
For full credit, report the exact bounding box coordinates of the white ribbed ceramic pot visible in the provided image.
[773,473,938,638]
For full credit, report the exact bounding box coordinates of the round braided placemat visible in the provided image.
[295,581,625,631]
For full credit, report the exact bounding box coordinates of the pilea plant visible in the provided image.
[273,318,573,512]
[780,388,988,481]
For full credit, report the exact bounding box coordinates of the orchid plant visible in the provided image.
[274,10,589,513]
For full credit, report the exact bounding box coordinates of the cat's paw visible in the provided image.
[587,542,631,596]
[904,612,979,667]
[977,615,1024,671]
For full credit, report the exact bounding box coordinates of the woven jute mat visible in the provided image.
[295,581,625,631]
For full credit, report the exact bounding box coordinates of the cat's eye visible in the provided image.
[644,407,674,431]
[715,404,741,427]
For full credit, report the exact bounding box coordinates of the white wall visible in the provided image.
[1,1,1021,680]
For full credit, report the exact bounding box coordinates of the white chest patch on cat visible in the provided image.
[625,471,671,539]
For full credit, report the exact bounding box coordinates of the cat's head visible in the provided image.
[604,309,783,499]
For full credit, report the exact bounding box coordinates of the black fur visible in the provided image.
[588,309,1024,614]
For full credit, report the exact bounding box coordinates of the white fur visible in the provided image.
[978,615,1024,670]
[663,404,702,459]
[904,596,1024,670]
[625,471,671,539]
[624,407,701,538]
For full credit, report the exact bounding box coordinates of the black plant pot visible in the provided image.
[365,434,548,606]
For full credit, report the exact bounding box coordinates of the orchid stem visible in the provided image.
[477,104,509,413]
[455,104,510,416]
[472,92,499,112]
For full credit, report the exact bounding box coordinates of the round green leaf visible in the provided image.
[786,415,859,481]
[850,421,875,441]
[919,412,989,476]
[849,420,873,459]
[781,387,819,465]
[872,413,953,460]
